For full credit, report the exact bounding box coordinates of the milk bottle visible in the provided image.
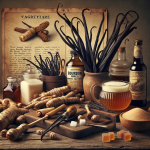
[21,65,43,105]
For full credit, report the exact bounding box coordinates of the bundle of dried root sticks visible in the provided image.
[54,3,139,73]
[24,85,84,110]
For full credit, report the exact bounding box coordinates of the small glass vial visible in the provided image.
[109,47,132,82]
[66,51,84,93]
[3,75,21,103]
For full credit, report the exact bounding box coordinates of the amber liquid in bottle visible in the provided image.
[3,76,21,104]
[66,51,84,93]
[110,75,129,82]
[110,47,132,82]
[129,40,147,107]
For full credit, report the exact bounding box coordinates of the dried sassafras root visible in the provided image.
[0,99,29,131]
[49,132,57,140]
[91,115,100,123]
[1,129,7,137]
[36,129,43,135]
[16,115,26,125]
[19,27,36,41]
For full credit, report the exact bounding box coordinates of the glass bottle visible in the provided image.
[21,65,43,105]
[129,39,147,107]
[109,47,132,81]
[3,75,21,103]
[66,50,84,93]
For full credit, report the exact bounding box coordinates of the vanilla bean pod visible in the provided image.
[65,35,92,71]
[97,13,126,67]
[39,55,51,75]
[93,12,104,60]
[66,36,79,50]
[70,17,86,61]
[55,4,139,73]
[95,29,107,68]
[89,26,97,43]
[82,8,97,72]
[56,4,92,71]
[70,19,91,68]
[23,58,41,72]
[99,26,137,72]
[99,10,138,72]
[54,21,74,48]
[34,56,47,75]
[48,52,55,75]
[55,20,91,72]
[45,57,52,75]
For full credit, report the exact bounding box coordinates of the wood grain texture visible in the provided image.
[0,95,150,150]
[24,104,116,139]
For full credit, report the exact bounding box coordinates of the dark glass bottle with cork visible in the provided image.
[66,50,84,93]
[129,39,147,107]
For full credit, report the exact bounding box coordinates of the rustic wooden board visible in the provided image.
[24,104,116,139]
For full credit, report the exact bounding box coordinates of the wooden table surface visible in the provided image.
[0,94,150,150]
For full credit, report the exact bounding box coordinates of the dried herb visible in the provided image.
[55,3,139,73]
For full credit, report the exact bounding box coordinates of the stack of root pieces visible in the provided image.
[24,85,85,110]
[0,98,29,131]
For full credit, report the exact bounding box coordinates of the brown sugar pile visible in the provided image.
[122,108,150,121]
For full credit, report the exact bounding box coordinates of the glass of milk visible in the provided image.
[21,65,43,105]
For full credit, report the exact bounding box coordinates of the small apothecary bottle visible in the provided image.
[66,50,84,93]
[109,47,132,82]
[3,75,21,103]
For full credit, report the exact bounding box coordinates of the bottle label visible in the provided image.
[66,66,84,92]
[129,70,146,100]
[134,45,143,58]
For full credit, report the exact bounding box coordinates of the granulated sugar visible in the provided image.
[122,108,150,121]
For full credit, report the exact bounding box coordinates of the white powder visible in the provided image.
[122,108,150,121]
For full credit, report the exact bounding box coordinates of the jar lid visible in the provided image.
[22,64,40,75]
[118,47,125,52]
[135,39,143,45]
[22,65,41,79]
[70,50,77,55]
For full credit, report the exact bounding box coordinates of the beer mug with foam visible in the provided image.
[90,81,132,111]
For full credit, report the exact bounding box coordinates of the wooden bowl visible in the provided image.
[120,113,150,132]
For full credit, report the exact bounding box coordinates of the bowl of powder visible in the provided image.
[120,107,150,132]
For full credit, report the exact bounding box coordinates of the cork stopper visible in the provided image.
[118,47,125,52]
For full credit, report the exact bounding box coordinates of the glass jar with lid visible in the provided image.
[20,64,43,105]
[109,47,132,82]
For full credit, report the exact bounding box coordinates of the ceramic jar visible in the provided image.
[83,71,110,101]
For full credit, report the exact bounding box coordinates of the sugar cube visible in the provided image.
[79,119,86,126]
[70,121,77,127]
[123,131,132,141]
[102,133,110,142]
[109,132,115,140]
